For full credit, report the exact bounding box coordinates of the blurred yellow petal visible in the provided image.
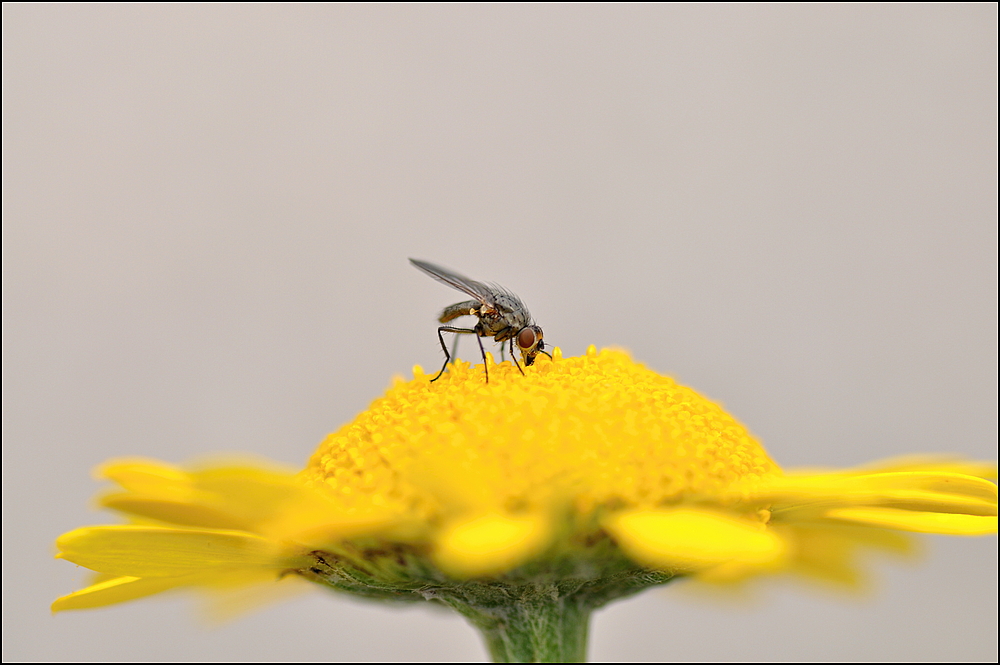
[860,471,997,503]
[276,511,411,548]
[434,512,549,578]
[52,575,196,612]
[97,458,192,497]
[187,462,304,518]
[784,523,918,589]
[604,509,786,572]
[52,569,306,619]
[99,494,256,531]
[824,507,998,535]
[56,525,310,577]
[265,485,412,546]
[99,458,308,529]
[100,458,367,541]
[756,471,997,521]
[195,570,312,624]
[849,455,998,480]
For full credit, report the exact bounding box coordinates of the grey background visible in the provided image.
[3,4,996,661]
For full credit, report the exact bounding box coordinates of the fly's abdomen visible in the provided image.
[439,300,480,324]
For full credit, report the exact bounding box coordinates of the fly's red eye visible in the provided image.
[517,327,536,349]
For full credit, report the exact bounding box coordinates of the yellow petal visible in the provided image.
[861,471,997,503]
[823,507,998,535]
[56,525,310,576]
[99,459,346,539]
[274,509,409,548]
[754,472,997,518]
[99,458,304,519]
[195,570,311,623]
[253,477,412,544]
[790,523,917,588]
[187,463,303,518]
[97,459,192,496]
[433,512,549,578]
[98,494,256,531]
[604,508,786,572]
[51,575,196,612]
[850,455,998,480]
[97,459,409,548]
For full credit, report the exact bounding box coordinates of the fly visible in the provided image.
[410,258,550,383]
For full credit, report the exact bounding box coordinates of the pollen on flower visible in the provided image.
[301,348,780,521]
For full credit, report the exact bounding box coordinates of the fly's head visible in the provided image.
[516,325,545,366]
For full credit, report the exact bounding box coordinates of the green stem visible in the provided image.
[301,547,675,662]
[433,585,591,663]
[479,595,590,663]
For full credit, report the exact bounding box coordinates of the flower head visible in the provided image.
[54,348,997,661]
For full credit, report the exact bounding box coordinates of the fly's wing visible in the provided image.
[409,258,499,308]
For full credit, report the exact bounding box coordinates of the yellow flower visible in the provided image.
[53,347,997,661]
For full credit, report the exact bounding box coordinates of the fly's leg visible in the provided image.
[510,338,525,376]
[434,326,479,382]
[437,301,480,377]
[474,331,489,383]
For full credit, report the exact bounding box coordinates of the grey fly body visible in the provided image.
[410,258,549,383]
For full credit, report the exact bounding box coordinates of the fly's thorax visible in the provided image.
[493,293,530,317]
[476,309,528,339]
[497,305,531,330]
